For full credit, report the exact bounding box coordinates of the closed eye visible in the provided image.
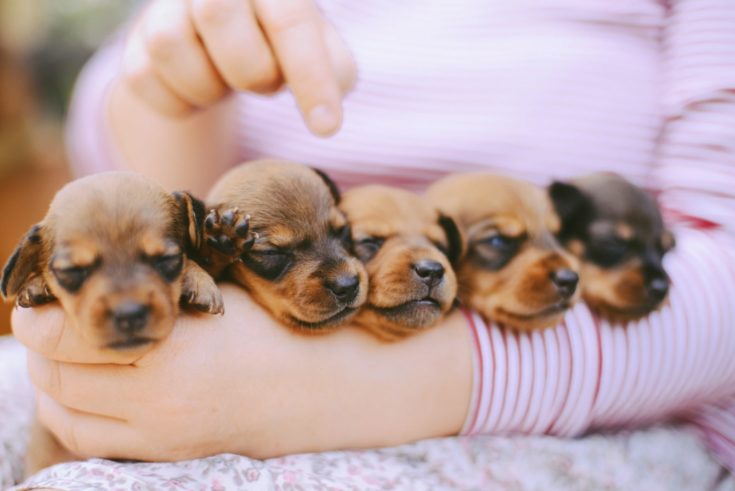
[587,238,630,267]
[472,233,521,270]
[354,237,385,262]
[51,262,98,293]
[243,249,292,281]
[150,253,184,282]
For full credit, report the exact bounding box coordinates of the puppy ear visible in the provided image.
[173,191,207,251]
[311,167,341,205]
[1,224,44,301]
[438,213,464,266]
[549,181,591,231]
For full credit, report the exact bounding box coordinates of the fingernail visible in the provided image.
[308,105,340,136]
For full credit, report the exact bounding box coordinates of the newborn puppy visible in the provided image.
[427,173,580,331]
[1,171,223,474]
[198,160,368,331]
[549,173,674,322]
[339,185,461,341]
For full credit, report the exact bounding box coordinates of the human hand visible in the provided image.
[13,284,472,461]
[122,0,357,136]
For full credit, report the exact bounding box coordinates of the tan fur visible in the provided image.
[340,186,458,341]
[201,160,368,332]
[427,173,580,331]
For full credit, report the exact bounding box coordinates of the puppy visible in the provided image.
[197,159,368,332]
[339,185,462,341]
[549,173,674,322]
[426,173,580,331]
[1,171,223,474]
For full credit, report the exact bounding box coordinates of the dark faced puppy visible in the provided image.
[199,160,367,332]
[339,185,461,341]
[427,173,580,331]
[0,172,223,475]
[549,173,674,322]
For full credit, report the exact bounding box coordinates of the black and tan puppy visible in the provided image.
[0,171,223,473]
[197,159,368,331]
[549,173,674,322]
[339,185,461,341]
[427,173,580,331]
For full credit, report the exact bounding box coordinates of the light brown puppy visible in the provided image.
[339,185,462,341]
[427,173,580,331]
[198,160,368,332]
[1,171,223,474]
[549,173,674,322]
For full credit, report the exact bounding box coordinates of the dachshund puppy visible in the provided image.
[1,171,223,474]
[198,159,368,331]
[549,173,674,322]
[426,173,580,331]
[339,185,462,341]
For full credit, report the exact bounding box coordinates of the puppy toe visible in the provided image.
[235,214,250,237]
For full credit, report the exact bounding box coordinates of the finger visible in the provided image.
[28,352,136,418]
[141,0,228,107]
[122,19,193,117]
[321,19,357,94]
[12,306,142,364]
[254,0,343,136]
[36,392,144,460]
[190,0,282,93]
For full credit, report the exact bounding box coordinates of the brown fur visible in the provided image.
[340,185,460,341]
[198,160,368,332]
[426,173,580,331]
[549,173,674,321]
[1,172,224,475]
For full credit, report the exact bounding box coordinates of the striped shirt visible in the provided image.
[67,0,735,472]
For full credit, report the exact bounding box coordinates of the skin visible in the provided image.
[13,285,472,461]
[109,0,356,193]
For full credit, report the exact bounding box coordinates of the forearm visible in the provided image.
[107,80,238,194]
[230,308,473,459]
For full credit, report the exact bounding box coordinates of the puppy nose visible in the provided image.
[112,301,150,335]
[326,275,360,303]
[413,260,445,287]
[551,268,579,299]
[647,276,669,301]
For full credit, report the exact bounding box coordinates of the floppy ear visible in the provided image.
[311,167,341,205]
[438,213,464,266]
[548,181,592,235]
[173,191,207,251]
[1,224,44,301]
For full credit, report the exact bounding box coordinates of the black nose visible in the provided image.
[326,275,360,303]
[647,276,669,301]
[112,302,150,335]
[551,268,579,299]
[413,260,445,288]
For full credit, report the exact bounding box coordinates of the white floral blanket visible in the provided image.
[1,337,732,491]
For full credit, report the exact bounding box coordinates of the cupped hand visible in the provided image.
[13,285,471,461]
[123,0,357,136]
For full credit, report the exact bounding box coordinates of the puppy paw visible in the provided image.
[204,208,257,258]
[16,276,55,308]
[180,261,225,315]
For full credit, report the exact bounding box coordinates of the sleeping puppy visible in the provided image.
[339,185,461,341]
[426,173,580,331]
[0,171,223,474]
[549,173,674,322]
[197,160,368,332]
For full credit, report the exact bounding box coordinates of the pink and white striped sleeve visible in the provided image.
[461,0,735,472]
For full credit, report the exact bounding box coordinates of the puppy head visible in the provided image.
[427,173,580,331]
[339,185,460,340]
[1,172,205,351]
[207,160,368,331]
[550,173,674,321]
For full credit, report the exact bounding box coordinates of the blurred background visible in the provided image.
[0,0,135,334]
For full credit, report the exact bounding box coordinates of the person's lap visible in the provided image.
[1,336,731,491]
